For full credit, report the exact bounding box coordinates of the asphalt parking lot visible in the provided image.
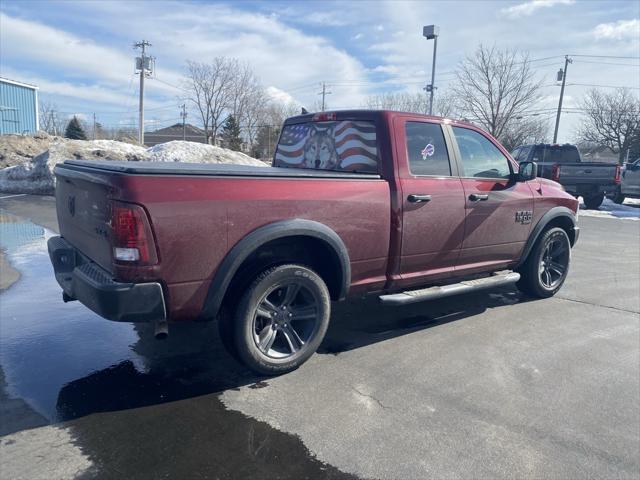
[0,195,638,480]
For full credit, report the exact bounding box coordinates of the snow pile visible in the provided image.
[0,136,265,195]
[0,132,54,169]
[579,197,640,221]
[146,141,266,166]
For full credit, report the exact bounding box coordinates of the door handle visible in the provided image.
[469,193,489,201]
[407,194,432,203]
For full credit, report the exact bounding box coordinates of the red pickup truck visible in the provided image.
[49,111,579,374]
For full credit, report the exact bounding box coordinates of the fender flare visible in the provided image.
[516,206,577,268]
[202,219,351,319]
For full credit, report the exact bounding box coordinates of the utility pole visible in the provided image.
[51,110,57,136]
[134,40,152,145]
[267,125,271,159]
[553,55,572,143]
[318,82,332,111]
[180,104,187,141]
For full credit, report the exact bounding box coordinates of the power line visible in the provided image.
[569,54,640,59]
[566,83,640,90]
[573,59,640,67]
[154,77,188,92]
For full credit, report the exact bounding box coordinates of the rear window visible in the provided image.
[274,121,378,173]
[533,146,580,163]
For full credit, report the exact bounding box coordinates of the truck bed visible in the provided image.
[61,160,381,179]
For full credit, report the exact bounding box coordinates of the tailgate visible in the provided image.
[55,166,114,273]
[559,164,617,185]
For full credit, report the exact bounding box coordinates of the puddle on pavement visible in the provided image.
[0,211,359,479]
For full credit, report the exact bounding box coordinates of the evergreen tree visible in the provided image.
[65,116,87,140]
[252,125,280,160]
[221,115,242,151]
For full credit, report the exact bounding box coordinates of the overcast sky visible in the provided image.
[1,0,638,141]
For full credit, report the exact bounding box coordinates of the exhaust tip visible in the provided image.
[154,320,169,340]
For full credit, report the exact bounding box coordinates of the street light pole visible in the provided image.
[423,25,439,116]
[553,55,572,143]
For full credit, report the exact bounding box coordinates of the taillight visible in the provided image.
[551,164,561,182]
[111,201,158,265]
[614,165,622,184]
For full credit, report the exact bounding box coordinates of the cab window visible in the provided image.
[452,127,511,179]
[405,122,451,176]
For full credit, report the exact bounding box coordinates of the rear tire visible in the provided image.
[517,227,571,298]
[583,192,604,209]
[233,264,331,375]
[612,187,625,205]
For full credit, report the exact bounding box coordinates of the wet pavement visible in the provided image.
[0,209,356,479]
[0,196,639,479]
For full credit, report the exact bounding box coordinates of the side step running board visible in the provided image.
[379,271,520,306]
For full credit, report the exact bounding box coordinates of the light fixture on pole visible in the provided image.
[423,25,439,116]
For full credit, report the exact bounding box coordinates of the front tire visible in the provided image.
[517,227,571,298]
[233,264,331,375]
[583,192,604,209]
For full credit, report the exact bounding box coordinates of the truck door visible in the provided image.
[394,118,466,288]
[623,160,640,196]
[449,125,534,275]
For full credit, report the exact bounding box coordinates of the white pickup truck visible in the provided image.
[613,158,640,204]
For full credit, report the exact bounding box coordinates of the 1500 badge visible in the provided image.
[515,210,533,224]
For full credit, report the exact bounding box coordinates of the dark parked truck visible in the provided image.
[512,143,621,209]
[49,111,579,374]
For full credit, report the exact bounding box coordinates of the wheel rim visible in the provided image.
[538,236,569,289]
[252,281,319,359]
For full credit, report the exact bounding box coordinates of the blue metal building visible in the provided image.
[0,77,39,135]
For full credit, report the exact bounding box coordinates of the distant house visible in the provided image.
[578,143,619,164]
[144,123,207,146]
[0,77,39,135]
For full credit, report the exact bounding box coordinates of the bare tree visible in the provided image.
[251,99,300,161]
[577,88,640,163]
[242,87,269,147]
[38,100,65,135]
[365,90,457,117]
[184,58,236,144]
[453,45,542,144]
[500,116,549,152]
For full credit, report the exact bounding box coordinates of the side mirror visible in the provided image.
[518,161,537,181]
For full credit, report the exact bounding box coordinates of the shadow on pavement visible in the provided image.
[0,209,536,479]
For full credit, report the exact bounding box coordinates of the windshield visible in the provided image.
[274,121,378,173]
[533,146,581,163]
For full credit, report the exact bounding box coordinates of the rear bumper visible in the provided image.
[563,184,615,196]
[48,236,166,322]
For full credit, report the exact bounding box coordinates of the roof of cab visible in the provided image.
[283,109,473,127]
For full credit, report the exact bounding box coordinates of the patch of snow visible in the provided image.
[146,141,266,166]
[0,137,265,195]
[578,197,640,221]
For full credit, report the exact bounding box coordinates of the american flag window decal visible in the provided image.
[274,121,378,173]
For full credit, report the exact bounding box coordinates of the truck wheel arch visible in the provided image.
[516,206,577,269]
[202,219,351,320]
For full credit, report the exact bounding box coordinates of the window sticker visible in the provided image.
[421,143,435,160]
[274,121,378,172]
